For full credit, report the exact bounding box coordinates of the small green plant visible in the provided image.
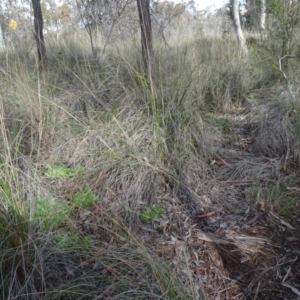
[45,164,84,179]
[34,196,71,230]
[72,187,98,208]
[140,206,163,223]
[54,232,92,253]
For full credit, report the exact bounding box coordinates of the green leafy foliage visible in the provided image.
[266,0,300,72]
[45,164,84,179]
[140,206,163,223]
[34,196,71,230]
[72,187,98,208]
[54,232,91,253]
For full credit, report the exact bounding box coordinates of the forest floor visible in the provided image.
[134,105,300,299]
[64,103,300,299]
[170,107,300,299]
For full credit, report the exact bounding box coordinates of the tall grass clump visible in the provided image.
[248,47,300,167]
[246,180,299,215]
[0,32,197,298]
[0,94,40,299]
[193,37,254,112]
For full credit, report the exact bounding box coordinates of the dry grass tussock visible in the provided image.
[0,32,300,299]
[250,86,300,166]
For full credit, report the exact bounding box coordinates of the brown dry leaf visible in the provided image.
[285,236,298,242]
[214,228,226,234]
[246,214,259,225]
[228,229,238,235]
[197,211,217,219]
[157,242,185,249]
[190,266,206,275]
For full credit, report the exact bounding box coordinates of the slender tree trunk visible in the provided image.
[232,0,248,54]
[32,0,47,69]
[0,25,5,52]
[0,3,5,52]
[137,0,154,80]
[260,0,266,40]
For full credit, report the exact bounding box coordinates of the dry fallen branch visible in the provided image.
[192,230,270,253]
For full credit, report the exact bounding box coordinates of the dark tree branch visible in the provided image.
[32,0,47,70]
[137,0,154,80]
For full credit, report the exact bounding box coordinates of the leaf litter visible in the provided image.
[135,109,300,299]
[67,108,300,299]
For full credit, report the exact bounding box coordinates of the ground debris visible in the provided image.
[139,110,300,299]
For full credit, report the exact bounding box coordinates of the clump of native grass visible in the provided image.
[0,78,192,299]
[246,84,300,218]
[0,35,198,298]
[0,92,41,299]
[245,179,299,215]
[250,85,300,166]
[244,40,300,216]
[246,32,300,165]
[192,36,255,112]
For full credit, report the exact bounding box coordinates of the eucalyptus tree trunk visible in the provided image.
[32,0,47,69]
[137,0,154,81]
[260,0,266,39]
[0,25,5,52]
[0,4,5,52]
[233,0,248,54]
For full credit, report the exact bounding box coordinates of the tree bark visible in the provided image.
[260,0,266,40]
[0,25,5,52]
[32,0,47,69]
[137,0,154,80]
[232,0,248,55]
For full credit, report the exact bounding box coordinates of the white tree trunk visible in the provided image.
[0,2,5,52]
[260,0,266,39]
[233,0,248,54]
[0,25,5,52]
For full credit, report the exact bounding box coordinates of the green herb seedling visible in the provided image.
[140,206,163,223]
